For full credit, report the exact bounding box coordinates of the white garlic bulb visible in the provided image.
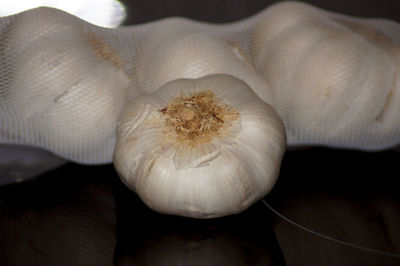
[253,1,400,150]
[138,28,273,104]
[113,74,286,218]
[6,11,131,163]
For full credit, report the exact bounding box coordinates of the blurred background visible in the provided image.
[0,1,399,265]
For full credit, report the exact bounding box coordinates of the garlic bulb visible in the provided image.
[138,28,273,104]
[5,8,131,163]
[253,1,400,150]
[114,74,286,218]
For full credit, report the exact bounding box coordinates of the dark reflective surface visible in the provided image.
[1,148,399,265]
[268,148,400,266]
[1,0,400,265]
[0,165,117,266]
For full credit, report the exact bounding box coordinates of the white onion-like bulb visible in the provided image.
[113,74,286,218]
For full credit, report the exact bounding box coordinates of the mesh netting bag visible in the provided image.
[1,1,399,165]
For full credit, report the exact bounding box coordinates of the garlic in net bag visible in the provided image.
[0,2,400,217]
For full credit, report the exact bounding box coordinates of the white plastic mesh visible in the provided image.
[1,1,400,164]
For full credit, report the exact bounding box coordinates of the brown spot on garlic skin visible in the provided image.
[374,49,399,122]
[159,90,239,147]
[84,30,123,68]
[338,19,395,50]
[145,158,156,179]
[375,89,394,121]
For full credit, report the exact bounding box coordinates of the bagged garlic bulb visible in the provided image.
[254,1,400,150]
[138,25,273,104]
[3,7,131,163]
[114,74,286,218]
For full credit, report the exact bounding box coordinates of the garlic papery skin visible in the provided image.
[113,74,286,218]
[253,1,400,150]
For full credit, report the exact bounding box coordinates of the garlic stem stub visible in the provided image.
[114,74,286,218]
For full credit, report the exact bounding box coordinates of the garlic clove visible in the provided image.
[114,74,286,218]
